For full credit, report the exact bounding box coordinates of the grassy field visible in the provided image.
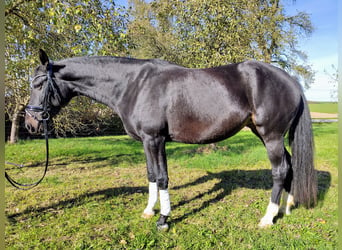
[308,102,338,114]
[5,123,338,249]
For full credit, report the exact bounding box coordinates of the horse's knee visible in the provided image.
[272,169,288,184]
[157,177,168,190]
[271,160,291,204]
[147,173,156,183]
[272,155,291,183]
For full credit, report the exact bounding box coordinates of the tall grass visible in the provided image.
[5,123,337,249]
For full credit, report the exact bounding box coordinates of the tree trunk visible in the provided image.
[9,104,25,144]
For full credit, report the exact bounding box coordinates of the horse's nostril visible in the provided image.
[26,123,36,134]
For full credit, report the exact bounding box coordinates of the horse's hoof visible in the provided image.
[258,220,273,229]
[156,214,169,231]
[141,211,155,219]
[157,223,169,231]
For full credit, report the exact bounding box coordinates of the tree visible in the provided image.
[5,0,129,142]
[127,0,181,63]
[128,0,314,85]
[325,65,338,102]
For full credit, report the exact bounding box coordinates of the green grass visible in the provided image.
[308,102,338,114]
[5,123,338,249]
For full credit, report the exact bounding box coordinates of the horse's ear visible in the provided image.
[39,49,49,65]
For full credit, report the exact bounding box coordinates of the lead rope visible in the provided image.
[5,119,49,190]
[5,62,54,190]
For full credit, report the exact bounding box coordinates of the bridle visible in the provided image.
[5,62,56,190]
[25,62,56,121]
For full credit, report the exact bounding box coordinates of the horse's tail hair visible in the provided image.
[289,94,317,208]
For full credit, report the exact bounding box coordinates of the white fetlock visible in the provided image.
[258,201,279,228]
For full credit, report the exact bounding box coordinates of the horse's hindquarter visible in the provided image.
[166,66,251,144]
[237,61,302,136]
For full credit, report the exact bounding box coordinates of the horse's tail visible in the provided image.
[289,94,317,208]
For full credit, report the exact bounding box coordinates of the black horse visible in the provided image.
[25,49,317,229]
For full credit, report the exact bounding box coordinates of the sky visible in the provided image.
[116,0,338,102]
[284,0,338,102]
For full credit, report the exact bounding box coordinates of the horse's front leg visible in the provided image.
[142,142,158,218]
[142,135,170,230]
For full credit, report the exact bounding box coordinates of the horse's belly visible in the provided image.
[168,112,249,144]
[165,75,250,143]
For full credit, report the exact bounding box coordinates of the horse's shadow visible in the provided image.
[7,169,331,226]
[6,186,148,223]
[164,169,271,224]
[169,169,331,224]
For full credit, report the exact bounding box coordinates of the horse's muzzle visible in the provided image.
[25,114,43,134]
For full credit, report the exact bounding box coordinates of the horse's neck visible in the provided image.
[60,59,132,110]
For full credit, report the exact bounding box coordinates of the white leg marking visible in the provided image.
[159,189,171,216]
[286,194,294,215]
[259,201,279,228]
[142,182,158,218]
[280,192,294,215]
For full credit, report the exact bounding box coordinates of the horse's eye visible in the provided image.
[32,81,43,89]
[30,74,46,89]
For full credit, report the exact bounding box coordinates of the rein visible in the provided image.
[5,62,54,190]
[5,120,49,190]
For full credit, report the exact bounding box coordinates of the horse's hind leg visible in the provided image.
[279,149,294,215]
[259,136,292,228]
[280,189,295,215]
[249,123,294,216]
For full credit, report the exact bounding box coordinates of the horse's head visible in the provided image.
[25,49,65,134]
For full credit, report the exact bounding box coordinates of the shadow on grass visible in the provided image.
[7,168,330,227]
[50,152,145,169]
[170,169,331,225]
[7,186,148,224]
[170,169,271,224]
